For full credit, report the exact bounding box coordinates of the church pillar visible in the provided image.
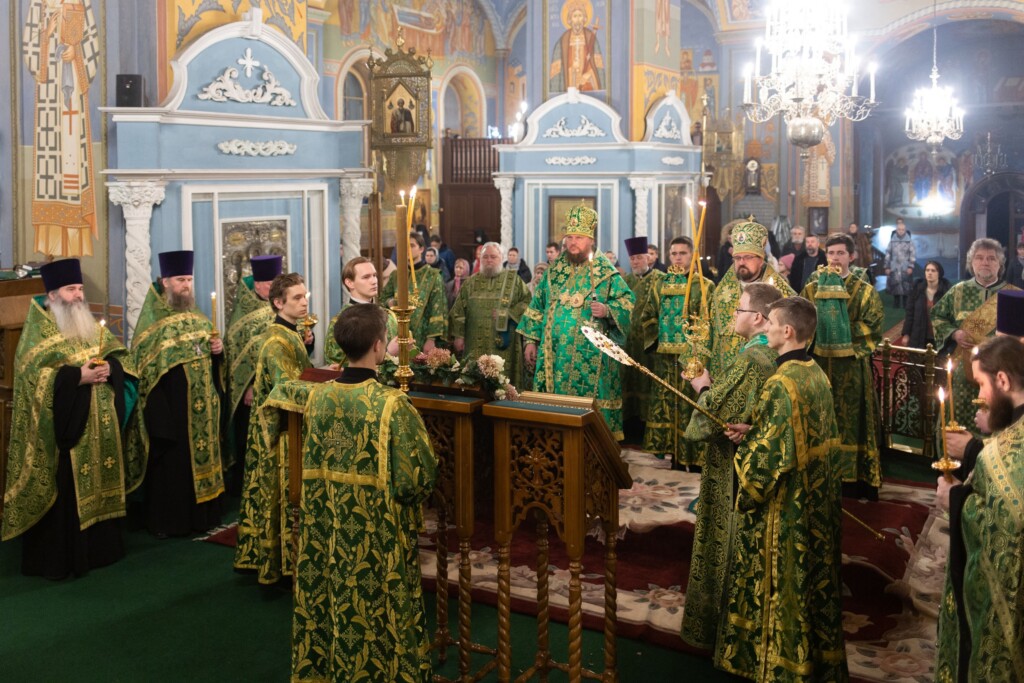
[629,177,655,238]
[339,178,375,264]
[107,180,166,342]
[495,176,515,248]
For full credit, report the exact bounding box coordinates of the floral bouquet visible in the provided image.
[377,353,400,387]
[411,347,462,386]
[458,353,520,401]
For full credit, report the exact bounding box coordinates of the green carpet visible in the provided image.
[0,499,731,682]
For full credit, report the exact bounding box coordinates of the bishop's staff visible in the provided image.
[580,325,886,542]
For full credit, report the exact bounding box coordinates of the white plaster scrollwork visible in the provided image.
[217,139,297,157]
[661,156,686,166]
[494,177,515,249]
[107,180,167,343]
[544,156,597,166]
[629,177,655,238]
[197,57,296,107]
[339,178,376,267]
[542,116,606,139]
[654,113,682,141]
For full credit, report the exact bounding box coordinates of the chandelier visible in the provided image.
[904,6,963,150]
[975,132,1007,177]
[742,0,877,154]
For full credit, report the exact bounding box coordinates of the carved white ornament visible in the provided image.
[629,178,655,238]
[237,47,261,78]
[661,156,686,166]
[217,139,297,156]
[107,180,166,343]
[197,55,296,107]
[542,116,606,139]
[339,178,376,267]
[544,156,597,166]
[653,112,682,141]
[494,177,515,249]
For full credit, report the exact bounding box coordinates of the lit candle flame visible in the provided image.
[99,319,106,329]
[409,186,417,202]
[399,190,406,206]
[938,387,945,403]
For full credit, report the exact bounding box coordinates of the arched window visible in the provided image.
[342,71,365,121]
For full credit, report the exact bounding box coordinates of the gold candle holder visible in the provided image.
[90,319,108,366]
[933,388,961,482]
[944,359,965,432]
[210,292,220,338]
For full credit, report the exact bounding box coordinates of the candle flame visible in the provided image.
[938,387,945,402]
[399,190,406,205]
[99,318,106,328]
[684,197,693,207]
[409,186,417,201]
[698,200,707,207]
[305,291,311,300]
[946,358,953,372]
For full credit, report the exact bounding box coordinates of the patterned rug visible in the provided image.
[200,449,943,682]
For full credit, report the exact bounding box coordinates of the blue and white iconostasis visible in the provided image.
[496,88,702,266]
[105,11,371,361]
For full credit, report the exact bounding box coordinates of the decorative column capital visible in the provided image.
[628,177,655,194]
[494,176,515,193]
[107,180,167,219]
[108,180,166,345]
[340,178,375,204]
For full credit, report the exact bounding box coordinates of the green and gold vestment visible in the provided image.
[225,279,274,432]
[518,252,635,440]
[622,268,664,424]
[802,271,884,487]
[715,356,848,683]
[234,322,312,583]
[272,376,437,683]
[680,334,775,650]
[931,279,1019,431]
[448,269,532,388]
[936,412,1024,682]
[642,267,715,466]
[381,261,448,348]
[126,284,225,504]
[2,299,139,541]
[324,302,399,367]
[708,264,794,380]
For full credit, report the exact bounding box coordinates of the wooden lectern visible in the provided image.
[483,394,631,683]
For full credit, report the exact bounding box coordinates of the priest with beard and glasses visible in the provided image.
[520,205,635,440]
[936,335,1024,682]
[126,250,225,538]
[2,259,139,579]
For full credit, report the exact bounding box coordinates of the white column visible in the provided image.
[107,180,166,344]
[494,176,515,249]
[629,177,655,238]
[339,178,375,266]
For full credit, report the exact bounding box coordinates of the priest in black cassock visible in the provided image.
[2,259,139,579]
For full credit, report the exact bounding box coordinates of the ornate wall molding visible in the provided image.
[661,156,686,166]
[629,177,655,238]
[339,178,376,267]
[494,177,515,249]
[217,139,297,156]
[197,56,297,107]
[107,180,167,343]
[542,116,606,139]
[544,156,598,166]
[653,113,683,141]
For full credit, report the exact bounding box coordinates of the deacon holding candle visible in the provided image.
[381,219,446,352]
[2,258,139,579]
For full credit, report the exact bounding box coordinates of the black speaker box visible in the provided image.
[116,74,143,107]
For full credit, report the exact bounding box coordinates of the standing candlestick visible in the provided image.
[945,358,964,431]
[406,187,418,295]
[394,204,414,392]
[91,319,108,366]
[933,387,960,482]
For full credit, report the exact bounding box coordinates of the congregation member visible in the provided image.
[520,205,634,440]
[801,233,884,496]
[781,225,805,257]
[680,282,780,650]
[381,231,447,351]
[788,232,826,292]
[424,247,452,283]
[707,219,794,380]
[642,236,714,467]
[504,246,532,283]
[429,233,456,274]
[717,296,847,682]
[234,272,313,584]
[884,218,916,308]
[899,260,951,348]
[529,262,548,295]
[848,221,873,270]
[445,258,470,309]
[935,335,1024,682]
[326,256,398,367]
[621,236,664,433]
[931,237,1019,431]
[291,304,437,682]
[127,250,224,538]
[225,254,281,491]
[2,259,137,579]
[646,243,667,272]
[545,241,562,264]
[449,242,532,387]
[1007,240,1024,288]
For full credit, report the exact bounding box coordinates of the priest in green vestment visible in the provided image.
[325,256,398,367]
[225,255,280,484]
[680,282,780,650]
[708,220,795,381]
[126,250,225,537]
[3,259,140,579]
[643,235,715,467]
[716,296,847,683]
[620,236,664,427]
[931,238,1019,432]
[520,204,635,439]
[801,234,884,491]
[234,272,313,584]
[381,231,447,352]
[449,242,532,388]
[289,304,437,683]
[936,336,1024,682]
